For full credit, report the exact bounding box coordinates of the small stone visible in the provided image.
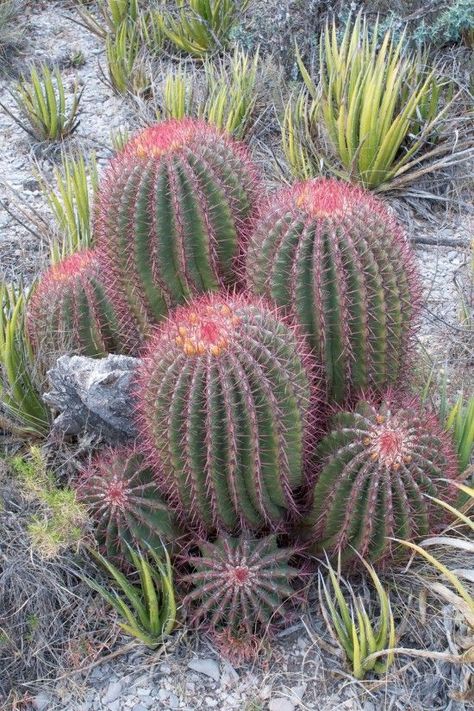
[136,687,151,696]
[167,693,179,709]
[159,663,171,674]
[220,662,239,688]
[108,701,121,711]
[204,698,218,708]
[132,705,149,711]
[187,658,220,682]
[33,693,52,711]
[158,689,170,701]
[103,681,122,704]
[269,699,296,711]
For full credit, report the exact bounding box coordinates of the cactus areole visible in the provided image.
[136,293,316,535]
[303,394,459,566]
[96,118,260,338]
[246,178,420,403]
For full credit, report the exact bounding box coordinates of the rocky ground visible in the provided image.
[0,2,472,710]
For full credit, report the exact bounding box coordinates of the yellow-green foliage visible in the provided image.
[154,49,259,139]
[10,447,87,557]
[40,151,98,264]
[83,543,177,647]
[319,558,396,679]
[283,12,452,190]
[77,0,139,39]
[0,283,50,437]
[105,19,151,96]
[12,65,82,141]
[445,395,474,474]
[159,0,251,58]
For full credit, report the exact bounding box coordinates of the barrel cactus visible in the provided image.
[97,118,260,338]
[303,394,459,566]
[136,293,315,534]
[27,249,136,359]
[246,179,420,403]
[76,447,180,560]
[182,534,299,634]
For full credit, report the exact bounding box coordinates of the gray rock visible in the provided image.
[268,700,296,711]
[132,705,150,711]
[167,692,180,709]
[103,680,123,704]
[32,693,52,711]
[44,354,139,442]
[187,657,220,682]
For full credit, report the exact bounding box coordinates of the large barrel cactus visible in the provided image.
[246,179,420,403]
[27,249,135,358]
[76,447,180,560]
[136,293,315,534]
[303,394,459,566]
[96,118,259,338]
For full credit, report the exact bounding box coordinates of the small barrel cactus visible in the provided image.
[76,447,180,560]
[27,249,136,359]
[182,534,299,635]
[96,118,260,338]
[246,179,420,403]
[303,394,459,566]
[136,293,316,534]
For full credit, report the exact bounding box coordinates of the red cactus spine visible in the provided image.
[181,534,299,635]
[27,249,138,359]
[96,118,260,339]
[303,392,460,566]
[246,178,421,403]
[136,293,317,535]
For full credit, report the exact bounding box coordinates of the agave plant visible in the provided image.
[284,12,461,191]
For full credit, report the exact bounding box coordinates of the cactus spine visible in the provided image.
[246,179,420,403]
[27,249,136,358]
[303,394,459,566]
[182,534,298,634]
[97,119,259,338]
[136,293,315,534]
[77,447,180,560]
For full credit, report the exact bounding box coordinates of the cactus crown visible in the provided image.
[97,118,259,339]
[76,447,179,560]
[182,534,299,635]
[246,178,420,403]
[136,292,316,535]
[304,393,459,566]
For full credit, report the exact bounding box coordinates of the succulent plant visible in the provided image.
[76,447,180,560]
[246,178,420,403]
[96,118,259,339]
[182,534,299,635]
[27,249,136,359]
[303,394,460,566]
[136,293,315,534]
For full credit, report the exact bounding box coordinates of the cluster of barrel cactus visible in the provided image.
[28,118,463,641]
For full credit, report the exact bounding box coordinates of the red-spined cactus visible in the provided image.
[136,293,316,534]
[181,534,299,635]
[303,393,459,567]
[76,447,180,560]
[96,118,260,339]
[27,249,137,359]
[246,179,420,403]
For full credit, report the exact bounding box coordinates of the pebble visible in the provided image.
[269,699,296,711]
[187,657,220,682]
[32,693,52,711]
[103,681,123,704]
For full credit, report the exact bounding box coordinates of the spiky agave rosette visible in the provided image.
[27,249,138,359]
[96,118,261,340]
[245,178,421,403]
[135,292,319,535]
[76,446,181,560]
[303,392,460,567]
[181,534,299,635]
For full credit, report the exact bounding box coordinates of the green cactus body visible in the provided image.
[303,394,459,566]
[28,249,137,358]
[97,119,259,339]
[182,534,299,634]
[136,293,315,534]
[77,447,180,560]
[246,179,420,403]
